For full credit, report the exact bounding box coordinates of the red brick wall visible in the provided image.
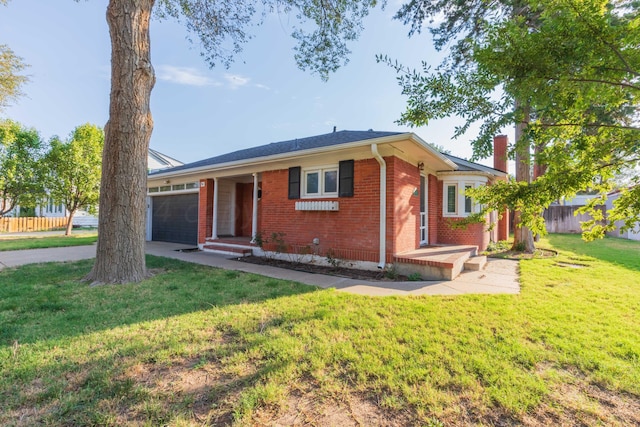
[198,179,213,244]
[493,135,508,172]
[435,179,490,250]
[259,159,383,262]
[388,157,420,256]
[493,135,510,241]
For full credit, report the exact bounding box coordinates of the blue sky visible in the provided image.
[0,0,511,166]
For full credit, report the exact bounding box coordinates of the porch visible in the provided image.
[203,236,256,257]
[202,237,486,282]
[394,245,487,281]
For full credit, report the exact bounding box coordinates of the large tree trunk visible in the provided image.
[512,100,535,253]
[86,0,155,284]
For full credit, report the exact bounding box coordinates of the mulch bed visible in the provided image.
[235,255,411,282]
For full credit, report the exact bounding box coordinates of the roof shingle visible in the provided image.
[149,130,403,175]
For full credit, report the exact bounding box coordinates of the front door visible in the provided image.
[420,175,428,245]
[217,180,235,236]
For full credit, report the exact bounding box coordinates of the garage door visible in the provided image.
[152,194,199,245]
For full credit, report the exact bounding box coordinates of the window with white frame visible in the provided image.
[303,166,338,198]
[445,184,457,215]
[464,184,473,214]
[443,179,484,217]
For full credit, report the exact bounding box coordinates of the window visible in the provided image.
[303,166,339,198]
[443,179,485,217]
[289,161,354,199]
[446,184,457,215]
[185,182,198,189]
[464,184,473,214]
[306,170,319,194]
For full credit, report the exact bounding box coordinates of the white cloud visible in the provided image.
[156,65,219,87]
[223,73,250,89]
[254,83,271,90]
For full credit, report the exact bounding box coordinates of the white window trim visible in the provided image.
[463,183,475,214]
[302,165,339,198]
[443,180,483,217]
[147,182,199,195]
[443,183,458,217]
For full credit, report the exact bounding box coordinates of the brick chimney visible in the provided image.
[493,135,509,241]
[493,135,508,173]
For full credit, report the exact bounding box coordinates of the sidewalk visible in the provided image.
[0,241,520,296]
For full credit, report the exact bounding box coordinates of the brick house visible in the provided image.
[146,130,509,279]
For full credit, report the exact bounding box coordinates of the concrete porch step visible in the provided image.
[464,255,487,271]
[202,243,253,257]
[394,245,477,281]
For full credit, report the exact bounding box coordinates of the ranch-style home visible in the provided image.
[146,130,510,280]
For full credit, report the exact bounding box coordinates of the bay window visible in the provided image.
[442,177,486,217]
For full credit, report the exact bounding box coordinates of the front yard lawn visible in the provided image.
[0,232,98,251]
[0,234,638,425]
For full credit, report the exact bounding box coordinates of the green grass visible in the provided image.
[0,233,98,251]
[0,235,639,425]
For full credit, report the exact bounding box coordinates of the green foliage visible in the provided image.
[485,240,512,254]
[407,272,422,281]
[254,231,288,258]
[0,120,46,216]
[383,263,398,279]
[325,248,343,269]
[0,43,28,111]
[385,0,640,240]
[155,0,380,81]
[44,124,104,217]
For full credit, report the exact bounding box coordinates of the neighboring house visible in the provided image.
[148,148,184,172]
[6,149,182,229]
[5,199,66,218]
[605,187,640,241]
[146,130,510,280]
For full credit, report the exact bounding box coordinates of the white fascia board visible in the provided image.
[445,154,508,177]
[148,133,417,180]
[437,170,496,180]
[408,134,458,170]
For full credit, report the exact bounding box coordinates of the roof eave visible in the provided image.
[148,132,418,179]
[407,133,458,170]
[437,170,502,180]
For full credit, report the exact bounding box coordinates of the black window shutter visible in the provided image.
[288,166,301,199]
[339,160,354,197]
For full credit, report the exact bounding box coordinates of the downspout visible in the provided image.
[371,144,386,269]
[251,173,259,243]
[212,177,219,240]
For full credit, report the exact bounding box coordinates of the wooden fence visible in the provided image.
[543,205,605,233]
[0,217,68,233]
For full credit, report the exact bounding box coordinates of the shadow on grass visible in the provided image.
[0,254,317,347]
[545,234,640,272]
[2,324,293,426]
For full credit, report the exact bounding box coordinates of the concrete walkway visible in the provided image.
[0,241,520,296]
